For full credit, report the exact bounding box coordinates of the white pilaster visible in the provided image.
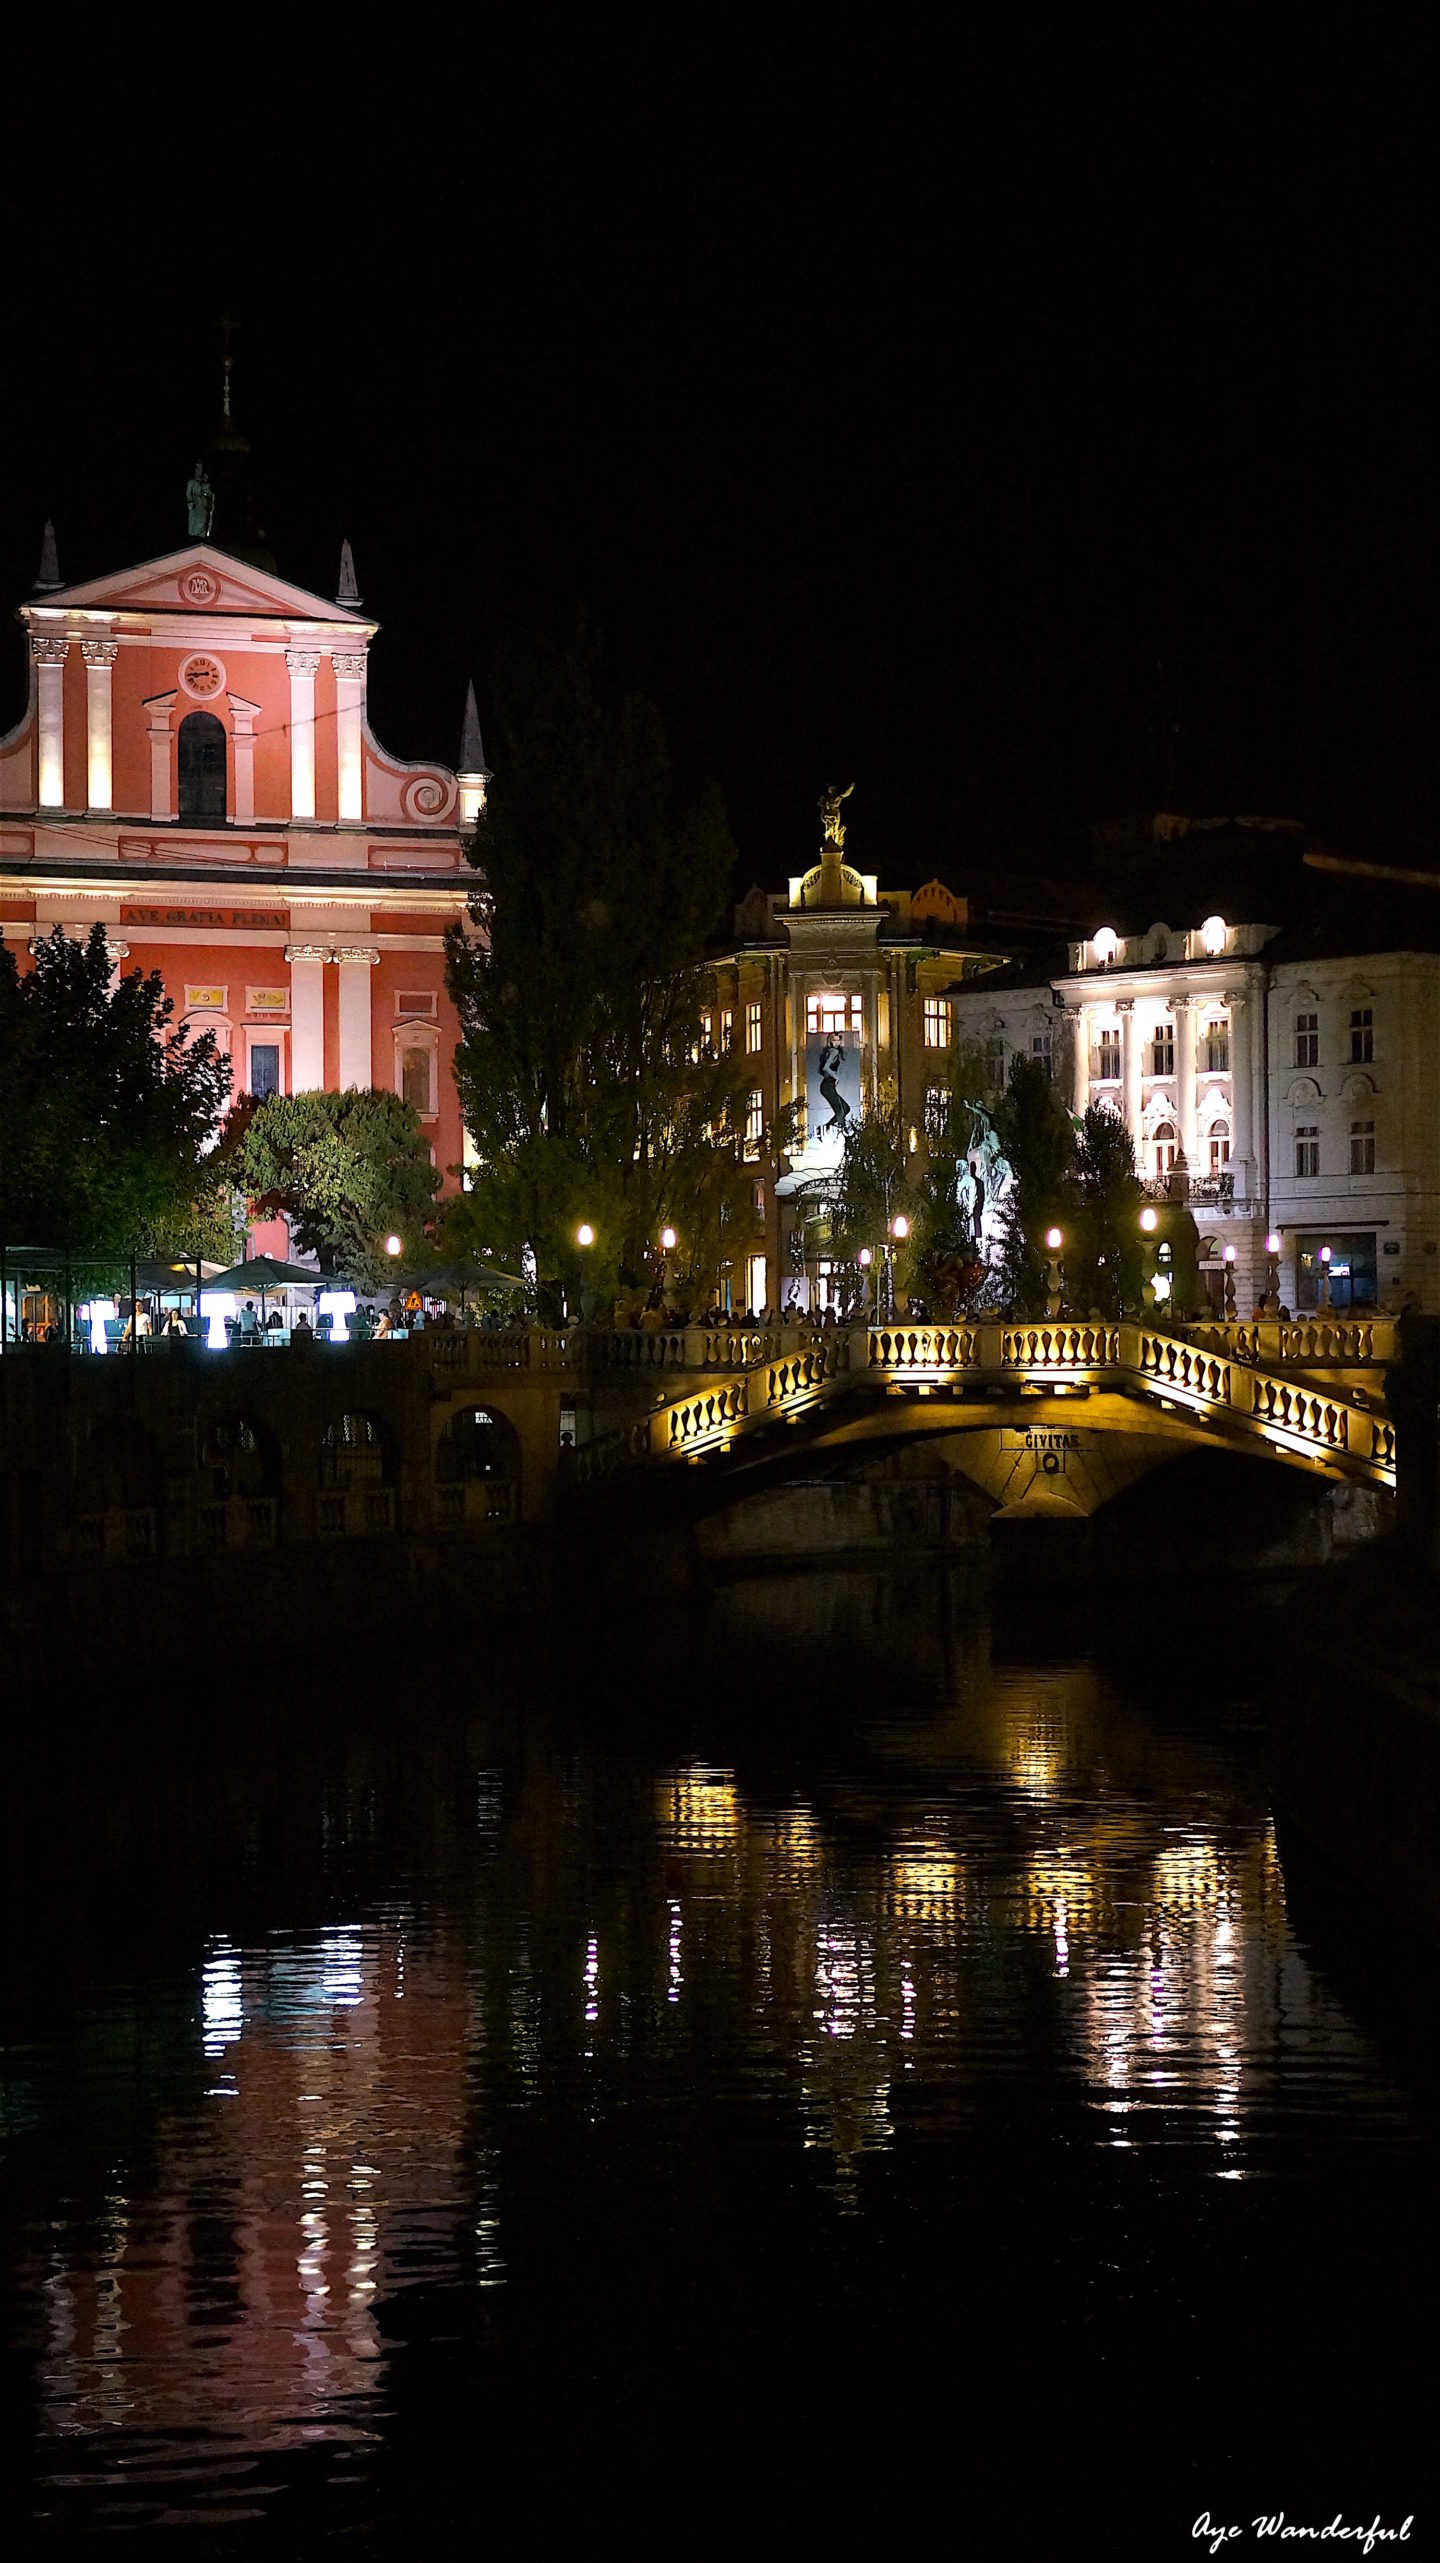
[286,649,321,822]
[229,694,260,825]
[1118,1000,1141,1148]
[33,636,68,809]
[81,639,118,812]
[336,947,378,1088]
[1226,987,1252,1188]
[145,693,177,820]
[1174,997,1197,1167]
[1070,1004,1090,1118]
[332,651,366,824]
[286,946,327,1090]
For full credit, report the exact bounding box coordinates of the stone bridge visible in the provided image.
[0,1312,1403,1582]
[571,1314,1400,1530]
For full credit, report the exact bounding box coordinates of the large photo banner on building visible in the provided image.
[805,1032,862,1152]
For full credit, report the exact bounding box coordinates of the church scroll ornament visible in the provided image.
[819,781,854,850]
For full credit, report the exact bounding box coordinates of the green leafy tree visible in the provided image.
[445,632,756,1314]
[825,1098,923,1312]
[990,1052,1077,1315]
[223,1090,439,1290]
[1066,1103,1146,1316]
[0,925,231,1257]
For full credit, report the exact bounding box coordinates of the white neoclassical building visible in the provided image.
[949,862,1440,1316]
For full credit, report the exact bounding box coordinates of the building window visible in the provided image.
[177,709,227,822]
[745,1088,764,1146]
[1349,1007,1373,1063]
[807,992,863,1037]
[1208,1122,1230,1174]
[1349,1118,1375,1174]
[984,1034,1005,1092]
[1153,1120,1177,1179]
[1295,1124,1320,1178]
[753,1178,766,1218]
[1204,1022,1230,1073]
[249,1043,280,1100]
[1150,1023,1174,1076]
[700,1008,713,1050]
[923,1085,949,1138]
[923,998,953,1049]
[1097,1028,1120,1081]
[721,1008,734,1053]
[1295,1011,1319,1068]
[1030,1029,1055,1081]
[745,1002,762,1054]
[402,1047,432,1115]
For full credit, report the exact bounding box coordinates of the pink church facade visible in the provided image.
[0,541,483,1206]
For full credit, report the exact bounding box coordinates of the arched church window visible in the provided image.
[177,710,227,822]
[1208,1120,1230,1175]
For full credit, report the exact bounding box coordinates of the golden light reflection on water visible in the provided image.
[17,1647,1406,2517]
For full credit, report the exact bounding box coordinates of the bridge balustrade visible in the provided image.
[1184,1317,1393,1366]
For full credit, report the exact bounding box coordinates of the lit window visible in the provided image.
[1295,1011,1319,1068]
[753,1178,766,1215]
[1204,1022,1230,1073]
[1097,1028,1120,1080]
[402,1047,432,1114]
[1295,1124,1320,1178]
[1150,1023,1174,1077]
[1030,1029,1054,1081]
[1349,1119,1374,1174]
[1153,1120,1177,1179]
[1349,1007,1373,1063]
[721,1009,734,1053]
[923,1085,949,1138]
[745,1088,763,1146]
[1208,1122,1230,1174]
[745,1002,762,1054]
[249,1042,280,1100]
[700,1008,713,1050]
[806,992,863,1037]
[923,997,953,1049]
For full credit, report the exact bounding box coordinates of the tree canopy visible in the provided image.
[222,1090,439,1289]
[445,633,758,1310]
[0,925,231,1256]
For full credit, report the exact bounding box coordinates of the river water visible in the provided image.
[0,1568,1432,2553]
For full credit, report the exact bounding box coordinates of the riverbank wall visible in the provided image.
[1269,1544,1440,1941]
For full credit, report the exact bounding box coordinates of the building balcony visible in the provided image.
[1141,1170,1248,1210]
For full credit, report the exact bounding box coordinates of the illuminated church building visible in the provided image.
[0,422,485,1214]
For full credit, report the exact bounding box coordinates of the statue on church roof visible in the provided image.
[186,459,215,540]
[819,781,854,850]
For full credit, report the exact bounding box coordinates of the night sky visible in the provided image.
[3,37,1433,891]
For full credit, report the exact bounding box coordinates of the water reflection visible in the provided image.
[4,1573,1425,2529]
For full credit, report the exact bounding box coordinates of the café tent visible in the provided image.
[204,1254,325,1340]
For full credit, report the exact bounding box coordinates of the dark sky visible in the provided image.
[3,34,1434,887]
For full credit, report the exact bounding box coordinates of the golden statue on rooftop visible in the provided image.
[819,782,854,850]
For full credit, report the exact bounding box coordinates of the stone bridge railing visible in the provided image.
[571,1316,1398,1491]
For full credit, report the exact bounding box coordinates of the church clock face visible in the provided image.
[179,653,225,699]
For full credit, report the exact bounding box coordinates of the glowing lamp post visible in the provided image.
[1222,1242,1237,1320]
[858,1244,874,1324]
[384,1233,403,1261]
[885,1212,910,1322]
[1318,1242,1333,1311]
[1263,1231,1282,1316]
[576,1223,595,1249]
[1044,1226,1064,1322]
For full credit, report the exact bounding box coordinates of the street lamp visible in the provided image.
[1263,1230,1282,1317]
[1319,1242,1333,1311]
[858,1244,874,1325]
[660,1226,677,1252]
[1139,1206,1158,1235]
[384,1233,403,1260]
[884,1212,910,1321]
[1044,1226,1064,1321]
[1222,1242,1237,1320]
[576,1223,595,1249]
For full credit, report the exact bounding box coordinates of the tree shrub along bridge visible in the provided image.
[0,1313,1402,1589]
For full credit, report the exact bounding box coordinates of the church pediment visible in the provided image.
[28,545,373,629]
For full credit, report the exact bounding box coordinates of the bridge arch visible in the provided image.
[320,1410,394,1490]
